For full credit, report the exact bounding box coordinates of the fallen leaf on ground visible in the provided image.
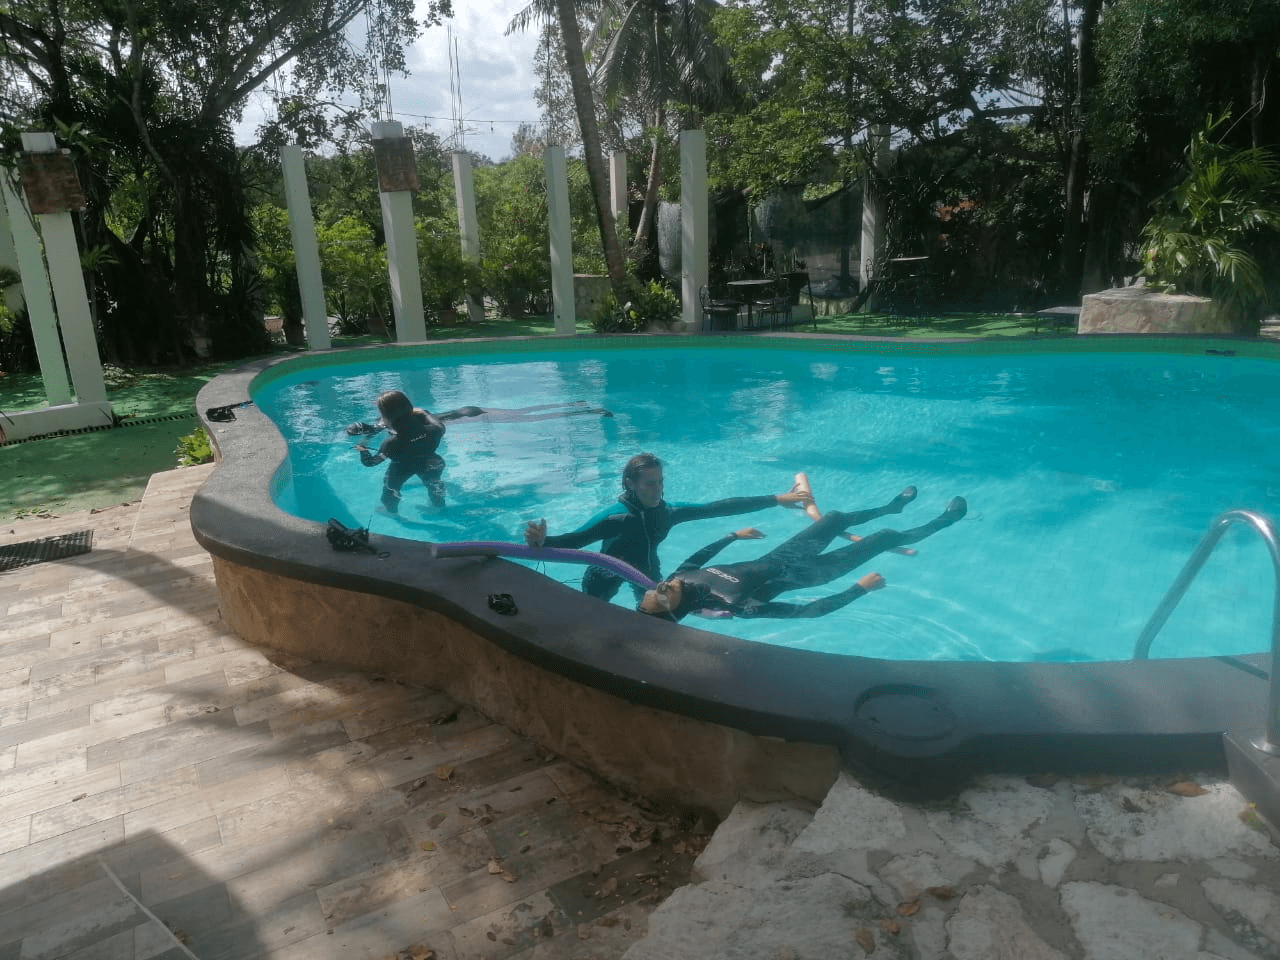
[598,877,618,897]
[418,841,436,852]
[926,886,956,901]
[1169,781,1208,797]
[855,927,876,954]
[896,899,921,916]
[1240,803,1267,831]
[880,918,901,935]
[487,858,504,874]
[435,764,453,781]
[501,868,518,883]
[596,917,620,927]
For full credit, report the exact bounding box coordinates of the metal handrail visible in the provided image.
[1132,510,1280,755]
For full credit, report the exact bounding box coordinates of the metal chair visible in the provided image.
[700,285,741,331]
[752,278,791,330]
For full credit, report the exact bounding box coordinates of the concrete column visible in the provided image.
[21,132,105,404]
[373,121,426,342]
[1,172,72,405]
[280,146,331,350]
[452,152,484,324]
[544,145,576,336]
[679,130,708,331]
[609,150,628,238]
[859,125,891,304]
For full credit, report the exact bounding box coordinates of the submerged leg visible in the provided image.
[770,487,918,564]
[762,497,966,596]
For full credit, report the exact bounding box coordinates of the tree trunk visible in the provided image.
[554,0,627,300]
[1059,0,1102,299]
[633,106,665,250]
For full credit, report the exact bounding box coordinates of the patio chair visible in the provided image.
[700,285,742,331]
[752,278,791,330]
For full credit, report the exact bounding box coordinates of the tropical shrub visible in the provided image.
[416,216,483,322]
[1140,113,1280,327]
[591,277,681,332]
[175,426,214,466]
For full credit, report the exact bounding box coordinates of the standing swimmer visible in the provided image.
[524,452,813,601]
[354,390,447,513]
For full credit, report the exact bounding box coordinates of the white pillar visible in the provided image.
[680,130,708,331]
[609,150,628,238]
[280,146,331,350]
[545,145,576,336]
[21,132,105,404]
[452,152,484,324]
[859,125,891,303]
[1,172,72,405]
[372,121,426,341]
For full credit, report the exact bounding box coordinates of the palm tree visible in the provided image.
[508,0,628,300]
[587,0,736,248]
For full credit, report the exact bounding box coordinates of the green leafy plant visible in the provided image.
[175,426,214,466]
[417,217,483,323]
[591,278,681,333]
[1140,112,1280,327]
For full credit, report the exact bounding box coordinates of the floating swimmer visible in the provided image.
[638,491,967,622]
[524,453,814,602]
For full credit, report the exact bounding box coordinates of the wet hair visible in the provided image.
[622,453,662,491]
[375,390,414,426]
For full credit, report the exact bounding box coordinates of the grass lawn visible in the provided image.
[0,310,1062,519]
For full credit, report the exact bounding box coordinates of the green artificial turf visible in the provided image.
[0,311,1059,519]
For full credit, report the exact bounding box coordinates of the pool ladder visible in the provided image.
[1132,509,1280,755]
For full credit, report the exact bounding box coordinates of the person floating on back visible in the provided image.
[638,488,967,620]
[354,390,447,513]
[524,452,814,601]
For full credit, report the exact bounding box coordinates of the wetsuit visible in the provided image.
[542,493,784,600]
[667,498,965,619]
[358,410,447,511]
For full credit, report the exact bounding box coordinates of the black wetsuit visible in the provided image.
[358,411,447,511]
[667,499,965,619]
[542,493,783,600]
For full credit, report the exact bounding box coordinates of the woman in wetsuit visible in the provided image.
[524,453,813,601]
[354,390,448,512]
[638,489,967,620]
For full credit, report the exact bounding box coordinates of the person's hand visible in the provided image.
[858,572,885,591]
[776,490,814,509]
[525,518,547,547]
[733,527,765,540]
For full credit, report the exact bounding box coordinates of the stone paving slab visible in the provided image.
[0,466,705,960]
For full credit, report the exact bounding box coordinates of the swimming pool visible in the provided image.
[253,341,1280,664]
[191,334,1280,814]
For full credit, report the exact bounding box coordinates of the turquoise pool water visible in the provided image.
[255,342,1280,663]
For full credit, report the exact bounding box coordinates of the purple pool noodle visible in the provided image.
[430,541,657,589]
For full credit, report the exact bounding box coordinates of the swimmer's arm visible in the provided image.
[746,572,885,619]
[538,512,628,550]
[667,495,787,524]
[354,443,386,467]
[675,529,755,572]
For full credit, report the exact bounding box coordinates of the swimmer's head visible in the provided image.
[638,577,709,621]
[376,390,414,426]
[623,453,664,508]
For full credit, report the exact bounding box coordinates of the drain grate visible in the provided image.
[0,529,94,572]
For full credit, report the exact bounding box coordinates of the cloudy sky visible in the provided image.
[238,0,546,162]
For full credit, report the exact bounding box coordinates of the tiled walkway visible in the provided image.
[0,466,703,960]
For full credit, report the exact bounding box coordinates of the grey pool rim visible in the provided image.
[190,332,1280,820]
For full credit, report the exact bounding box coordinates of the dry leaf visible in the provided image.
[435,764,453,781]
[419,840,436,852]
[880,918,901,935]
[926,885,956,901]
[427,812,448,828]
[596,917,620,928]
[896,899,922,916]
[487,858,504,874]
[855,927,876,954]
[599,877,618,897]
[406,948,435,960]
[1169,780,1208,797]
[500,868,518,883]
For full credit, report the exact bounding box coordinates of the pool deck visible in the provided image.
[0,465,705,960]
